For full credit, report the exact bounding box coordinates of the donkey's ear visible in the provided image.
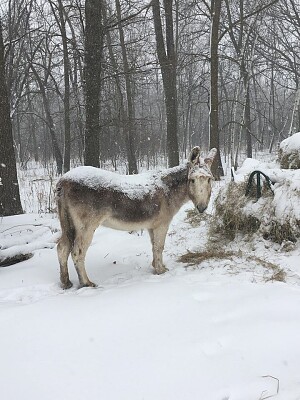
[204,148,218,167]
[189,146,201,165]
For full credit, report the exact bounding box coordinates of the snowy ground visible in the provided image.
[1,180,300,399]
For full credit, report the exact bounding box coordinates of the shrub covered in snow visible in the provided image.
[279,132,300,169]
[211,159,300,244]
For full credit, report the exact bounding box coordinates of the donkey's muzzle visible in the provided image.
[196,204,207,213]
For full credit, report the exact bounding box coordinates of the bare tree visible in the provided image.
[84,0,104,167]
[48,0,71,172]
[0,18,23,216]
[152,0,179,167]
[210,0,224,179]
[223,0,278,163]
[26,36,64,175]
[115,0,138,174]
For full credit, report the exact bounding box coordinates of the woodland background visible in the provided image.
[1,0,300,215]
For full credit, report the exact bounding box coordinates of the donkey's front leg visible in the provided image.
[148,225,169,275]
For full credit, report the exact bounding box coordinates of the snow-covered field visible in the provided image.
[1,166,300,400]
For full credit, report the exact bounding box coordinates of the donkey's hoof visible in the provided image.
[79,281,97,288]
[62,280,73,290]
[154,266,169,275]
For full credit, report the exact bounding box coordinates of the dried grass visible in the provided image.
[178,250,286,282]
[263,221,298,244]
[278,148,300,169]
[185,208,210,227]
[209,179,299,245]
[210,180,261,240]
[182,170,289,282]
[178,249,237,265]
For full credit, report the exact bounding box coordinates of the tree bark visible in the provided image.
[27,89,39,162]
[244,80,252,158]
[57,0,71,173]
[152,0,179,167]
[0,20,23,216]
[84,0,104,167]
[241,60,252,158]
[115,0,138,174]
[210,0,224,179]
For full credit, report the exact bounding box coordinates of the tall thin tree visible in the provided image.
[0,19,23,216]
[152,0,179,167]
[115,0,138,174]
[48,0,71,173]
[210,0,224,179]
[84,0,104,167]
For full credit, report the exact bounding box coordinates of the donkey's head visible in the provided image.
[187,147,217,213]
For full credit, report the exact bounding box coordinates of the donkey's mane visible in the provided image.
[161,163,189,189]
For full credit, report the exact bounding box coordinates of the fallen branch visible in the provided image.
[0,253,33,268]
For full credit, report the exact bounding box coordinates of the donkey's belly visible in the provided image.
[102,217,153,231]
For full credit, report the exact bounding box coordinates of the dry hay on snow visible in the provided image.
[178,249,286,282]
[278,132,300,169]
[180,194,288,282]
[210,171,300,244]
[180,157,299,281]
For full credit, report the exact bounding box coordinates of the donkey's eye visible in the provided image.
[190,179,195,183]
[208,178,211,184]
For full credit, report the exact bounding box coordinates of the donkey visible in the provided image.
[56,146,217,289]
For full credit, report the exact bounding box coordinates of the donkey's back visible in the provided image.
[57,166,171,231]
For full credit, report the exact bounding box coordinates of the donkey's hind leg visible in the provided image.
[71,226,96,288]
[57,234,73,289]
[148,225,169,275]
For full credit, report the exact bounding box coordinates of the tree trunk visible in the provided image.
[28,61,63,174]
[210,0,224,179]
[152,0,179,167]
[252,72,264,150]
[241,62,252,158]
[84,0,104,168]
[27,90,39,162]
[0,20,23,216]
[244,83,252,158]
[115,0,138,174]
[288,86,300,136]
[57,0,71,173]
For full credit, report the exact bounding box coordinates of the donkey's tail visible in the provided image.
[56,185,76,247]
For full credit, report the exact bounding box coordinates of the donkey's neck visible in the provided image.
[161,163,190,213]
